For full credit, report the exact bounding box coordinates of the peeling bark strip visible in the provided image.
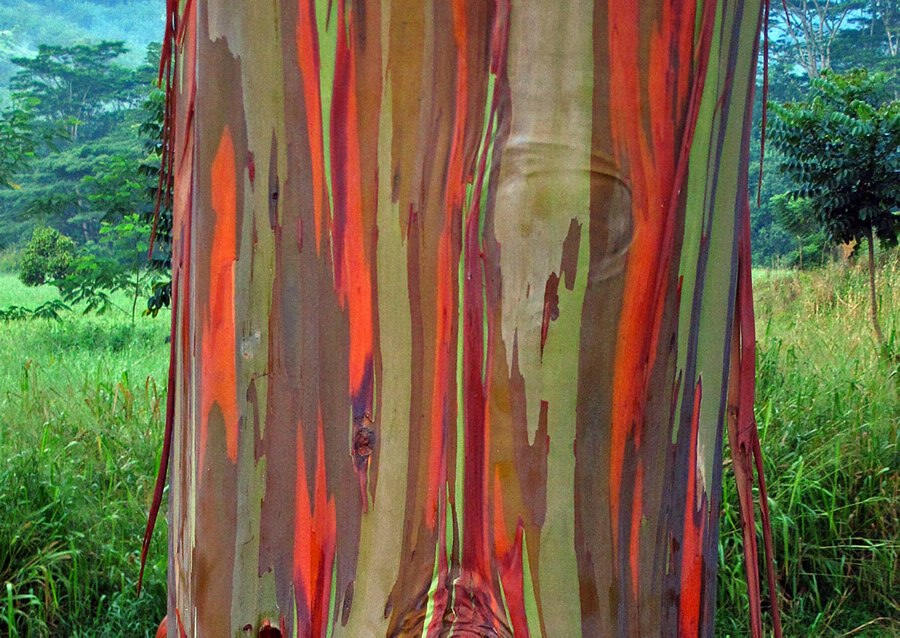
[154,1,780,636]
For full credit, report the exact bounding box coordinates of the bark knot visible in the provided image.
[353,426,376,458]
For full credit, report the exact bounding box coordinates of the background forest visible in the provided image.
[0,1,896,636]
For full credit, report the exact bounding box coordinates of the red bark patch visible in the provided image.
[247,151,256,185]
[541,273,560,357]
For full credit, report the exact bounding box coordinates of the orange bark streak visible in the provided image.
[201,128,239,465]
[292,409,336,635]
[334,3,374,397]
[492,466,509,558]
[296,0,326,253]
[607,4,698,578]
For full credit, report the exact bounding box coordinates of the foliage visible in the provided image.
[138,86,172,317]
[59,215,158,322]
[6,217,159,324]
[0,0,163,88]
[772,1,865,79]
[0,37,167,316]
[18,226,75,286]
[768,68,898,343]
[0,101,39,188]
[82,155,150,223]
[750,1,898,265]
[91,213,159,323]
[769,69,899,249]
[771,193,818,238]
[0,41,159,247]
[0,127,146,244]
[0,299,71,323]
[749,141,802,266]
[831,1,899,76]
[9,41,149,141]
[767,1,898,80]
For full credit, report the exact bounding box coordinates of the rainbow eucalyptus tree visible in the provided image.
[143,0,781,636]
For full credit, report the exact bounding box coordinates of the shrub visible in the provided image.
[19,227,76,286]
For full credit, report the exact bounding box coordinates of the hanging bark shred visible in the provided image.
[729,200,783,638]
[138,0,183,594]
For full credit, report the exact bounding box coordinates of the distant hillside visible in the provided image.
[0,0,164,88]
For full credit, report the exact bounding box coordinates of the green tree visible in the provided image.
[0,129,144,244]
[6,215,160,324]
[774,0,864,79]
[0,42,160,247]
[9,41,147,140]
[769,69,899,344]
[830,1,898,77]
[78,153,150,229]
[749,1,898,266]
[18,225,75,285]
[56,213,157,323]
[0,0,163,86]
[0,100,40,188]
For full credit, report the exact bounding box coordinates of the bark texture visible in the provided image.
[157,1,777,636]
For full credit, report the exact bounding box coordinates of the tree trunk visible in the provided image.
[866,226,885,346]
[152,1,779,636]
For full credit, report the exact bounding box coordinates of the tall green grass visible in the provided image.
[719,253,899,636]
[0,251,896,636]
[0,273,168,636]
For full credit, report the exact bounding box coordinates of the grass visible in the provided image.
[719,252,899,636]
[0,273,169,636]
[0,251,897,636]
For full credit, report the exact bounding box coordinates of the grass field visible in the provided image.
[0,253,896,636]
[719,253,899,636]
[0,275,169,636]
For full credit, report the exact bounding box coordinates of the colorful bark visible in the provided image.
[150,1,779,635]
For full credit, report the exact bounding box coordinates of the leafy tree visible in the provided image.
[9,41,147,139]
[54,214,159,322]
[95,212,158,323]
[0,40,168,320]
[749,1,898,266]
[0,129,143,244]
[769,69,899,344]
[830,0,898,77]
[770,1,898,80]
[18,225,75,285]
[0,99,39,188]
[0,0,163,87]
[5,215,160,324]
[0,42,160,247]
[77,153,150,231]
